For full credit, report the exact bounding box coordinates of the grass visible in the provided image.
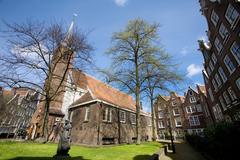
[0,141,162,160]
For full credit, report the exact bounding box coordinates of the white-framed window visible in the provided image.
[103,107,112,122]
[186,106,196,114]
[173,108,180,116]
[209,61,214,71]
[84,107,90,121]
[218,67,227,82]
[219,96,227,111]
[175,117,182,127]
[214,37,223,53]
[158,120,164,128]
[206,67,211,76]
[158,111,164,118]
[211,53,217,64]
[196,104,202,112]
[236,77,240,90]
[212,104,224,121]
[189,115,200,126]
[208,88,214,102]
[219,23,229,40]
[215,73,222,87]
[130,113,136,124]
[212,79,218,91]
[228,87,237,101]
[171,101,177,106]
[211,10,219,26]
[223,91,231,105]
[230,42,240,65]
[225,4,239,26]
[120,110,126,123]
[224,55,236,74]
[189,97,196,103]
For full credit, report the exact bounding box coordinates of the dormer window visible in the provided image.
[190,97,196,103]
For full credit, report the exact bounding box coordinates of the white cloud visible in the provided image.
[114,0,128,7]
[186,64,203,78]
[180,46,189,56]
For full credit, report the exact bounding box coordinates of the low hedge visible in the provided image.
[185,121,240,160]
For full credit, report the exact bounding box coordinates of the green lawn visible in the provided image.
[0,141,162,160]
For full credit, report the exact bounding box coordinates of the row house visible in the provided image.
[154,92,185,140]
[154,85,212,139]
[199,0,240,122]
[0,87,38,138]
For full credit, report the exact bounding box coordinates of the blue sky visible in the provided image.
[0,0,208,111]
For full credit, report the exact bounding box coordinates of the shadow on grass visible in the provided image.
[8,156,90,160]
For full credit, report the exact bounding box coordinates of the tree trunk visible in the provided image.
[150,97,157,141]
[136,90,141,145]
[42,98,50,142]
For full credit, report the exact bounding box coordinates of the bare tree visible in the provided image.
[0,20,93,141]
[142,53,182,141]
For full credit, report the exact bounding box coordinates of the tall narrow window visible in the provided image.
[120,110,126,123]
[236,77,240,90]
[214,37,223,53]
[215,73,222,87]
[209,61,214,71]
[223,91,231,105]
[227,87,237,101]
[230,42,240,65]
[225,4,239,26]
[219,96,227,111]
[84,107,90,121]
[208,88,214,102]
[219,23,229,40]
[212,79,218,91]
[130,113,136,124]
[211,53,217,64]
[224,55,236,74]
[218,67,227,82]
[158,121,164,128]
[103,107,112,122]
[211,10,219,26]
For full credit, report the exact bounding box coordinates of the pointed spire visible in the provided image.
[66,13,78,40]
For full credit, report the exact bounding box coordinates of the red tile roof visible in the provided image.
[71,70,136,111]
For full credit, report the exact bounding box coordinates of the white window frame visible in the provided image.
[225,4,239,27]
[211,10,219,26]
[173,108,180,116]
[211,53,217,64]
[158,111,164,119]
[103,107,112,122]
[175,117,182,127]
[223,91,231,105]
[189,115,200,126]
[120,110,126,123]
[158,120,165,129]
[189,97,196,103]
[186,106,191,114]
[208,88,214,102]
[209,60,214,71]
[224,55,236,74]
[84,107,90,121]
[230,42,240,65]
[236,77,240,90]
[215,73,222,87]
[212,79,218,91]
[219,95,227,111]
[228,87,237,101]
[219,23,229,41]
[218,67,227,83]
[214,37,223,53]
[130,113,136,125]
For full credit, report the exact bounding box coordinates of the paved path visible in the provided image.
[161,142,206,160]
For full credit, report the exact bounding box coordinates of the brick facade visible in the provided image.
[199,0,240,122]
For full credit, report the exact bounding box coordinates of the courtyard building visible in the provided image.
[0,87,38,138]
